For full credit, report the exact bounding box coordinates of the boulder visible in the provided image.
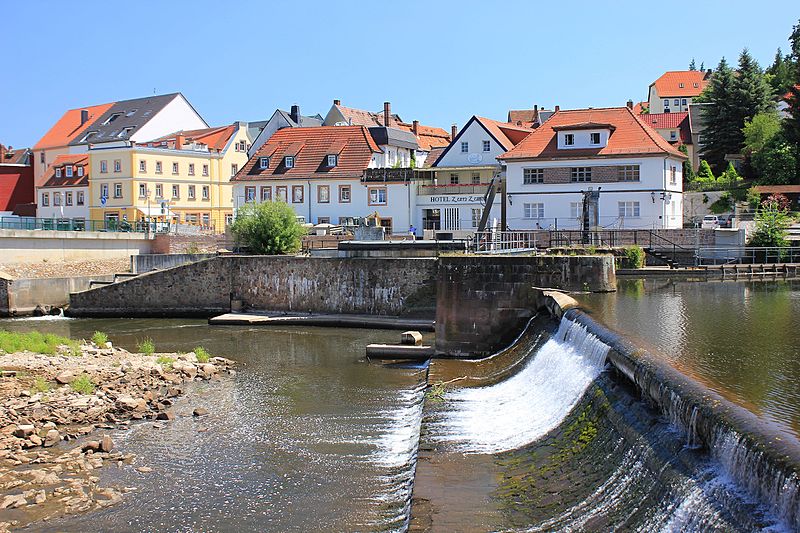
[55,371,76,384]
[156,410,175,421]
[28,434,42,446]
[43,430,60,447]
[0,494,27,509]
[136,466,153,473]
[82,440,101,453]
[192,407,209,417]
[13,424,35,438]
[100,435,114,453]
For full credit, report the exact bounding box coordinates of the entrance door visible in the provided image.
[423,209,441,230]
[442,207,460,231]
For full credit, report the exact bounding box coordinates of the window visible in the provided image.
[259,157,269,169]
[77,191,84,205]
[225,214,233,226]
[339,185,351,203]
[79,131,97,143]
[682,98,688,106]
[368,187,387,205]
[570,202,583,219]
[471,172,480,185]
[461,142,468,153]
[670,130,677,141]
[40,152,45,164]
[117,127,134,139]
[679,82,685,88]
[590,132,601,145]
[66,193,74,206]
[100,184,109,199]
[231,163,238,177]
[260,186,271,202]
[327,154,338,167]
[125,109,137,117]
[55,168,62,178]
[202,213,210,227]
[53,193,61,206]
[139,184,147,198]
[670,165,677,185]
[318,217,330,224]
[523,202,545,219]
[139,160,146,172]
[114,183,123,198]
[471,208,482,228]
[292,185,304,203]
[276,186,288,202]
[674,99,679,107]
[188,185,196,200]
[523,168,544,184]
[114,160,121,173]
[41,193,49,206]
[245,186,256,202]
[564,134,575,146]
[172,162,179,174]
[450,173,459,185]
[318,185,330,203]
[155,184,163,198]
[482,140,491,152]
[571,167,592,182]
[663,99,669,108]
[65,165,73,178]
[102,113,122,125]
[693,82,699,88]
[77,166,84,177]
[619,165,640,181]
[618,201,640,218]
[202,186,210,200]
[188,163,195,176]
[155,161,162,174]
[100,160,108,173]
[172,185,179,199]
[284,156,294,168]
[202,164,209,176]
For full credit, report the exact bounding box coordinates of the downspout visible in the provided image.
[307,179,312,223]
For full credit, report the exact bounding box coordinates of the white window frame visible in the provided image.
[114,183,123,198]
[100,160,108,173]
[590,132,601,145]
[114,160,121,173]
[571,167,592,182]
[292,185,304,203]
[172,162,179,175]
[202,164,209,176]
[202,185,210,200]
[482,140,490,152]
[523,168,544,184]
[155,161,163,174]
[570,202,583,219]
[618,201,641,218]
[259,157,269,169]
[139,160,146,172]
[55,168,62,178]
[327,154,338,167]
[138,184,147,198]
[172,185,180,199]
[65,166,73,178]
[285,156,295,168]
[100,184,109,198]
[188,163,195,176]
[368,187,387,205]
[53,193,61,206]
[188,185,196,200]
[564,134,575,146]
[619,165,640,182]
[460,141,468,153]
[41,193,49,206]
[155,184,163,198]
[523,202,544,219]
[66,192,74,206]
[77,191,84,205]
[339,185,351,203]
[77,166,84,177]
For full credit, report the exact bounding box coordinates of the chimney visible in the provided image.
[534,104,538,112]
[80,109,89,125]
[555,105,560,112]
[451,124,458,139]
[0,145,6,161]
[412,120,419,135]
[290,104,300,124]
[175,134,185,150]
[626,100,634,110]
[333,99,341,106]
[383,102,391,127]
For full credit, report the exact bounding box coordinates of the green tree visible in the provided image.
[743,112,782,155]
[700,61,705,71]
[766,48,795,95]
[783,19,800,181]
[748,196,791,247]
[689,58,697,71]
[733,49,773,125]
[231,201,306,255]
[700,58,740,171]
[752,134,798,185]
[696,159,715,181]
[719,161,741,185]
[678,144,695,181]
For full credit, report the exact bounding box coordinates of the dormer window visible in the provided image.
[65,165,73,178]
[259,157,270,169]
[79,131,97,143]
[77,166,84,177]
[55,168,62,178]
[327,154,338,167]
[117,126,135,138]
[590,133,601,145]
[285,156,295,168]
[679,83,684,88]
[564,134,575,146]
[693,82,699,88]
[125,109,137,117]
[670,131,677,141]
[103,113,122,125]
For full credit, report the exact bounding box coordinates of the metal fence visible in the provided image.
[0,217,173,234]
[472,231,540,254]
[696,247,800,265]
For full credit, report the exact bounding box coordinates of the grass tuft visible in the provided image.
[32,376,51,393]
[0,330,80,356]
[137,337,155,356]
[70,374,95,395]
[156,355,174,370]
[194,346,211,363]
[91,331,109,346]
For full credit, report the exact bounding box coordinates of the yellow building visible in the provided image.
[88,123,251,231]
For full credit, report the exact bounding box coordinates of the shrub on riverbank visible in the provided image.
[137,338,155,356]
[0,330,80,356]
[194,346,211,363]
[91,331,109,346]
[230,200,306,255]
[617,246,646,269]
[70,374,95,395]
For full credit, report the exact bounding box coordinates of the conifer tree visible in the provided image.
[700,61,705,71]
[783,19,800,181]
[766,48,794,95]
[689,58,696,71]
[701,58,740,171]
[733,49,773,122]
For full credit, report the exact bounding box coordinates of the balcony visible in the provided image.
[417,183,496,196]
[362,167,434,183]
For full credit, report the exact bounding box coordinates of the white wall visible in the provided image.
[38,187,90,220]
[648,86,695,114]
[248,112,290,158]
[505,156,684,229]
[131,95,208,143]
[435,120,505,167]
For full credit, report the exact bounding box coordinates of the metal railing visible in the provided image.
[0,216,172,234]
[417,183,497,195]
[696,246,800,265]
[472,231,539,254]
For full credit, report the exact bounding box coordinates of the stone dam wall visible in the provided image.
[0,274,115,317]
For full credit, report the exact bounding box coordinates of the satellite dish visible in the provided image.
[467,153,483,164]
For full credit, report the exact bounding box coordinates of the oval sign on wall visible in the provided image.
[467,153,483,164]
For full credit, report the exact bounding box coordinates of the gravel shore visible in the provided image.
[0,342,234,530]
[0,258,130,280]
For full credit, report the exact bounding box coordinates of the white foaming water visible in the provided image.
[431,318,610,454]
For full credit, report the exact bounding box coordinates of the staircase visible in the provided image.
[643,248,676,268]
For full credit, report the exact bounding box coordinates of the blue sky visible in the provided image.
[1,1,797,148]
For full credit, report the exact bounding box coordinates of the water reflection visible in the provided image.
[579,278,800,439]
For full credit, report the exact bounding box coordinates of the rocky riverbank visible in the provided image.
[0,341,234,530]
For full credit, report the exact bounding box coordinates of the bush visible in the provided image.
[91,331,108,346]
[710,193,733,214]
[748,197,791,247]
[230,201,306,255]
[70,374,95,395]
[194,346,211,363]
[746,187,762,210]
[617,246,645,269]
[137,337,155,356]
[752,134,798,185]
[32,376,51,393]
[0,330,80,356]
[156,355,174,369]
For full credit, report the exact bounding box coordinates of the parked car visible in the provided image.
[717,214,735,228]
[701,215,720,229]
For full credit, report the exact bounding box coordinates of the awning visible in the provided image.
[137,206,176,218]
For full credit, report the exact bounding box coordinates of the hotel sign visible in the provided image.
[426,195,485,203]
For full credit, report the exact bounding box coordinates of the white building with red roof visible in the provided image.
[499,107,687,230]
[647,70,711,114]
[38,154,90,223]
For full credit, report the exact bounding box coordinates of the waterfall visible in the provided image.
[429,318,610,454]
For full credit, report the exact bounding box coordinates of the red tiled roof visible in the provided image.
[0,146,31,166]
[40,154,89,188]
[753,185,800,195]
[475,117,534,151]
[499,107,686,161]
[632,101,647,114]
[651,71,710,98]
[332,104,450,150]
[397,123,451,150]
[148,125,237,152]
[640,111,688,129]
[232,126,381,181]
[33,103,115,150]
[784,85,800,101]
[422,146,446,168]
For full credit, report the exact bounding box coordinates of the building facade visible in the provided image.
[647,71,711,114]
[500,107,686,230]
[38,154,90,223]
[0,145,34,216]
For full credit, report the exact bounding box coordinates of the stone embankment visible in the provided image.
[0,342,234,530]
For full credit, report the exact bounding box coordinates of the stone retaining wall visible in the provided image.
[0,274,115,316]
